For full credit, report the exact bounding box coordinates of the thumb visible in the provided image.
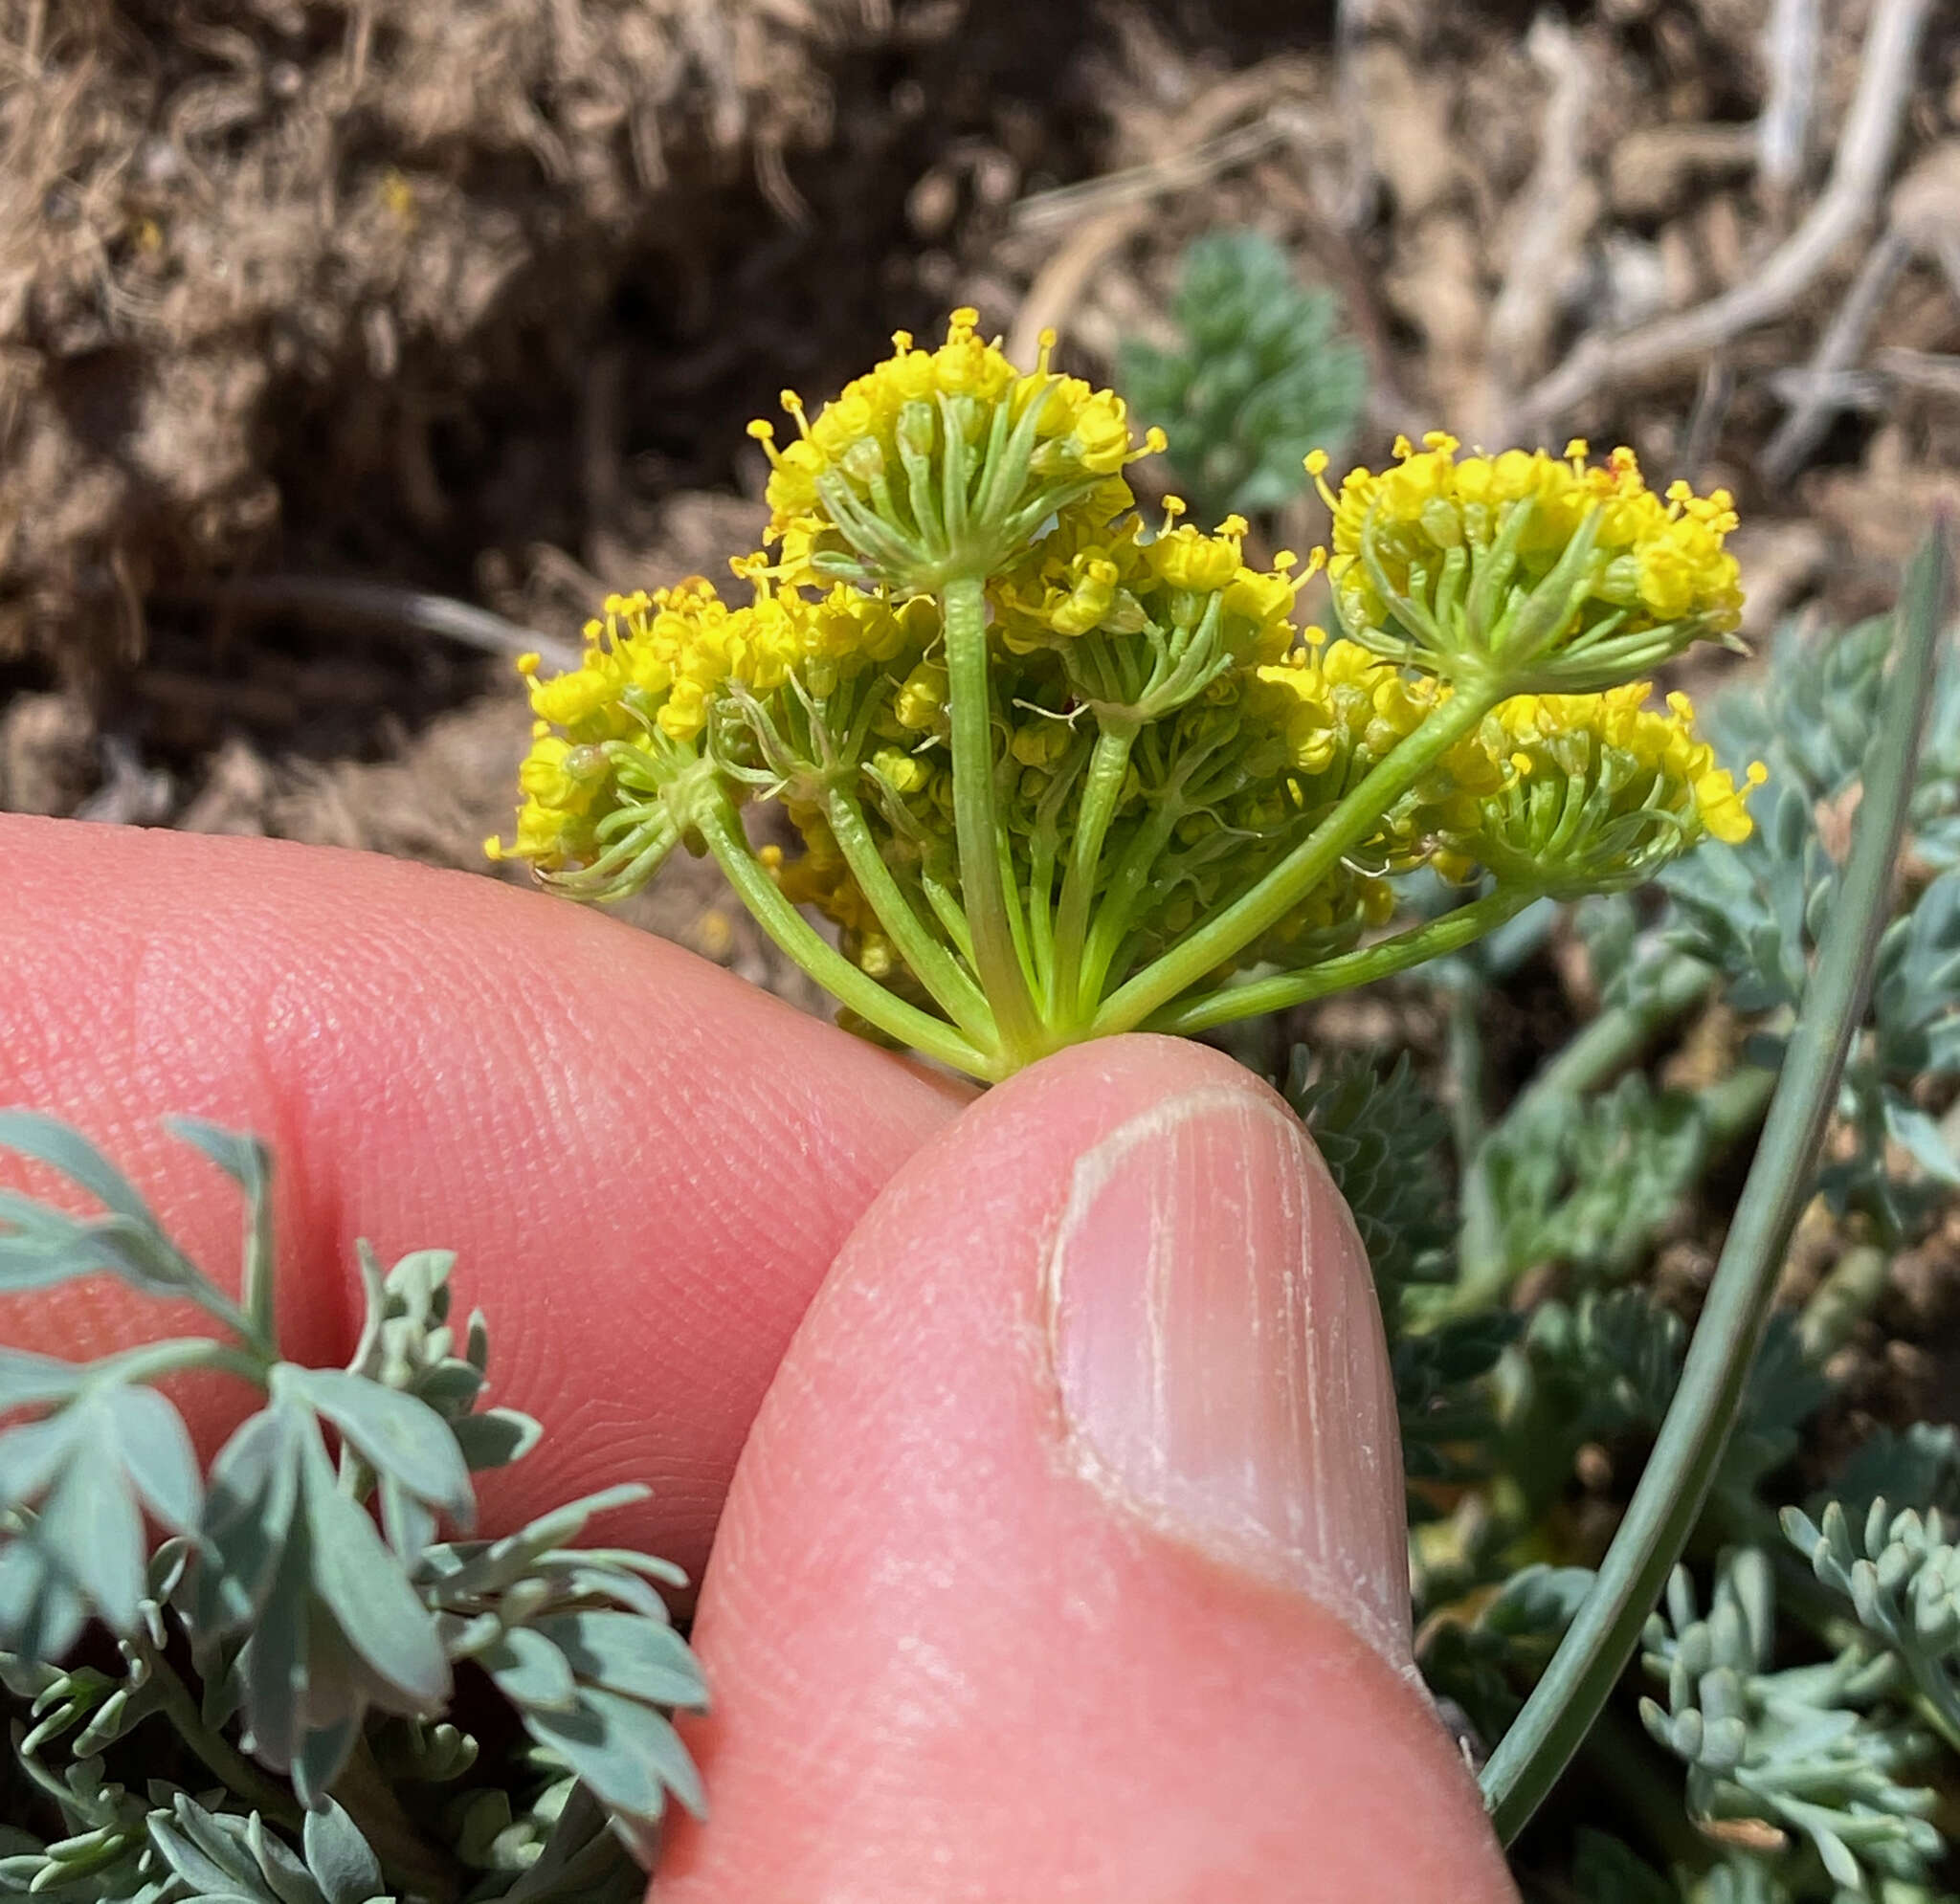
[657,1035,1515,1902]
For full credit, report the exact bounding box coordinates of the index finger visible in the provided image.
[0,813,965,1577]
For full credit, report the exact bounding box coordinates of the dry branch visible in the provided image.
[1487,15,1599,405]
[1506,0,1933,440]
[1757,0,1821,202]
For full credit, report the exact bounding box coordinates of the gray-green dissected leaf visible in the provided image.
[189,1401,306,1633]
[35,1432,145,1637]
[0,1533,86,1662]
[293,1717,362,1814]
[537,1611,707,1709]
[184,1390,448,1796]
[0,1348,83,1412]
[1286,1051,1451,1309]
[482,1625,580,1712]
[0,1406,88,1508]
[164,1119,271,1202]
[295,1421,450,1711]
[1884,1098,1960,1184]
[0,1384,192,1648]
[420,1484,650,1600]
[100,1384,202,1531]
[0,1113,215,1305]
[1825,1422,1960,1521]
[0,1113,158,1225]
[1637,1550,1942,1894]
[144,1792,391,1904]
[282,1368,474,1524]
[521,1683,705,1825]
[499,1782,643,1903]
[301,1801,385,1904]
[149,1809,256,1896]
[450,1407,544,1473]
[1118,230,1367,522]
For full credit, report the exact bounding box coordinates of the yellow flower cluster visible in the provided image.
[1433,685,1768,891]
[748,309,1161,593]
[488,577,938,874]
[1313,434,1743,685]
[491,310,1761,1072]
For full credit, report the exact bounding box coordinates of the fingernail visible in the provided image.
[1046,1083,1411,1667]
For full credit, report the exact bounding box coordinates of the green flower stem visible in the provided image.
[693,790,999,1078]
[922,868,977,966]
[1076,780,1200,1008]
[1091,692,1495,1037]
[1053,720,1138,1028]
[943,572,1043,1059]
[239,1151,276,1356]
[995,815,1040,1003]
[823,786,995,1042]
[137,1641,302,1828]
[1026,819,1059,1012]
[1479,525,1950,1847]
[1141,889,1535,1036]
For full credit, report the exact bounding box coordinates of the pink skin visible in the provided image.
[0,813,1515,1900]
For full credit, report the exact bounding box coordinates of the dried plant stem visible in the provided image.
[164,574,581,674]
[1509,0,1933,437]
[1757,0,1822,203]
[1487,16,1598,402]
[1006,60,1320,363]
[1762,225,1915,483]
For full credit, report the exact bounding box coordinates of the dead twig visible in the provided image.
[1757,0,1821,205]
[1759,225,1914,482]
[1679,356,1736,481]
[1763,142,1960,481]
[161,576,581,674]
[1010,100,1310,236]
[1005,58,1323,365]
[1872,346,1960,398]
[1507,0,1933,440]
[1487,15,1599,405]
[1334,0,1376,231]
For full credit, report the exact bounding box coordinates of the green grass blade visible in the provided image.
[1478,522,1953,1845]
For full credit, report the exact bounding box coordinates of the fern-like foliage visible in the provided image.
[0,1114,704,1902]
[1480,1075,1708,1291]
[1117,229,1368,523]
[1287,1050,1451,1310]
[1288,1053,1516,1520]
[1659,622,1960,1238]
[1784,1496,1960,1748]
[1640,1550,1943,1897]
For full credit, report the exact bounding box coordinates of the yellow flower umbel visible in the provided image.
[748,309,1161,598]
[1434,686,1769,895]
[1312,435,1744,695]
[493,316,1761,1081]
